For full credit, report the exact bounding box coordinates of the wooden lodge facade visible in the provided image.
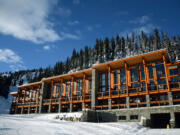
[10,49,180,127]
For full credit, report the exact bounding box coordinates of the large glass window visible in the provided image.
[141,66,145,80]
[170,68,179,75]
[100,73,106,92]
[148,65,154,78]
[114,72,118,84]
[156,63,165,77]
[120,69,126,83]
[131,68,139,81]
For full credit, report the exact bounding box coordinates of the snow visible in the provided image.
[0,114,180,135]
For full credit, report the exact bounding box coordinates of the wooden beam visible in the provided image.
[124,62,129,96]
[163,55,170,91]
[108,65,112,98]
[143,59,149,95]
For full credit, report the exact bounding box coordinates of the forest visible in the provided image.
[0,29,180,98]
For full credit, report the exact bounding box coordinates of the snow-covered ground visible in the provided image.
[0,113,180,135]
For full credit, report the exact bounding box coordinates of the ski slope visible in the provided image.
[0,114,180,135]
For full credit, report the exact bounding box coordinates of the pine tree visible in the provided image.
[103,37,110,61]
[109,37,115,60]
[154,29,160,50]
[79,49,84,70]
[84,46,89,68]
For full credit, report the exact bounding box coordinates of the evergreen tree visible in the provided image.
[103,37,110,61]
[154,29,160,50]
[109,37,115,60]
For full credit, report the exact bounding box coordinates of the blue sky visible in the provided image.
[0,0,179,72]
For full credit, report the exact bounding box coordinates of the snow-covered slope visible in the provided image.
[0,114,180,135]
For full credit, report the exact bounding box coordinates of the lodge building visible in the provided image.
[10,49,180,128]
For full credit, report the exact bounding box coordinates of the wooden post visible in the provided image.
[117,70,121,96]
[71,76,74,103]
[143,59,149,94]
[50,80,54,99]
[24,89,26,104]
[64,81,66,96]
[74,80,77,95]
[83,73,86,101]
[86,78,89,94]
[54,83,57,98]
[124,62,129,96]
[108,65,112,98]
[163,55,170,91]
[37,86,40,103]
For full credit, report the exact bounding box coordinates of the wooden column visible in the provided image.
[124,62,129,96]
[108,65,112,98]
[83,73,86,102]
[64,81,66,96]
[143,59,149,94]
[117,70,121,96]
[163,55,170,91]
[71,76,74,103]
[50,80,54,99]
[74,80,77,95]
[30,87,33,103]
[37,86,40,103]
[24,89,26,104]
[86,78,89,94]
[54,83,57,98]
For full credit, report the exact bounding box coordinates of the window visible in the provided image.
[131,68,139,81]
[170,68,179,75]
[141,66,145,80]
[130,115,138,120]
[56,84,60,98]
[100,73,106,92]
[119,116,126,120]
[120,69,126,83]
[156,63,165,77]
[158,78,166,84]
[77,80,82,96]
[148,65,154,78]
[114,72,118,84]
[66,82,69,96]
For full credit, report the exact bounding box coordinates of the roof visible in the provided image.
[42,68,92,82]
[18,81,42,89]
[10,92,18,96]
[17,49,169,88]
[92,49,169,71]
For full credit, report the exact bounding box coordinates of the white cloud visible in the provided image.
[59,32,80,40]
[0,49,26,71]
[133,24,156,34]
[43,45,51,50]
[68,21,79,26]
[120,24,157,37]
[129,15,150,24]
[0,49,22,64]
[73,0,80,4]
[0,0,60,44]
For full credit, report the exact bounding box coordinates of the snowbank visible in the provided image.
[0,114,180,135]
